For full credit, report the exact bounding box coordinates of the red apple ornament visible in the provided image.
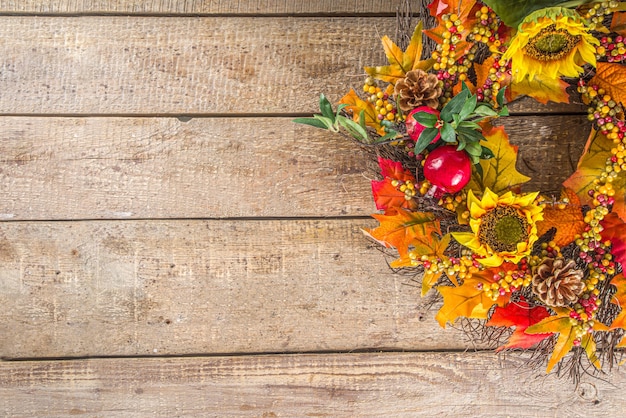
[423,146,471,194]
[406,106,441,143]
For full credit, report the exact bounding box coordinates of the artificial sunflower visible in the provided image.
[503,7,598,83]
[452,188,543,267]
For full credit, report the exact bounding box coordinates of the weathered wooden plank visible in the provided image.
[0,353,622,417]
[0,219,474,359]
[0,16,584,115]
[0,115,587,220]
[0,0,405,14]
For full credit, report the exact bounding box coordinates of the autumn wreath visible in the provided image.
[296,0,626,380]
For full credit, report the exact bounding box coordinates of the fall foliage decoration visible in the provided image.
[295,0,626,380]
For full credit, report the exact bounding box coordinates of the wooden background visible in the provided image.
[1,1,625,416]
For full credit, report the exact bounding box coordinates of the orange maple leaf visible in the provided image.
[435,266,510,328]
[486,297,552,351]
[563,129,626,222]
[338,89,386,136]
[364,22,434,85]
[589,62,626,107]
[390,233,451,295]
[535,188,586,247]
[363,209,441,258]
[371,157,419,211]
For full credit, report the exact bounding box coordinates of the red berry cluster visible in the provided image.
[597,35,626,63]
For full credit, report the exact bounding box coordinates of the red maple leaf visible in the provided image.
[486,297,552,351]
[371,157,418,211]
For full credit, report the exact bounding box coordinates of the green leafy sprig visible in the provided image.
[294,94,399,143]
[412,84,508,164]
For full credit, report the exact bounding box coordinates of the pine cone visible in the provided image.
[531,258,584,307]
[394,69,442,111]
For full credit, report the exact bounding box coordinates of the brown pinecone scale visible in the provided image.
[531,257,584,307]
[394,69,442,111]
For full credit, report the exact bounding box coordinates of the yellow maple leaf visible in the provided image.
[535,188,586,246]
[589,62,626,107]
[563,129,626,222]
[526,307,608,372]
[510,74,570,105]
[338,89,386,136]
[363,209,441,258]
[364,22,435,85]
[466,123,530,195]
[435,267,509,328]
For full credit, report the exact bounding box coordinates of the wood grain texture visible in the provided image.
[0,115,588,220]
[0,219,479,359]
[1,353,622,417]
[0,0,405,14]
[0,16,585,115]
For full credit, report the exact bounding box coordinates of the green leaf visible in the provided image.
[293,117,331,130]
[481,146,495,160]
[457,126,485,143]
[458,121,482,131]
[414,128,439,155]
[498,106,510,117]
[378,130,400,142]
[319,94,335,121]
[313,114,337,131]
[337,116,368,140]
[456,136,467,151]
[473,105,498,117]
[440,122,456,143]
[464,141,482,157]
[496,88,507,108]
[414,111,438,128]
[480,0,574,27]
[440,89,470,121]
[358,109,367,131]
[458,94,477,121]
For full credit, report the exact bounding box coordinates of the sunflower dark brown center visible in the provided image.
[523,24,580,61]
[478,205,529,253]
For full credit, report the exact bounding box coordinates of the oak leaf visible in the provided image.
[466,123,530,194]
[435,265,510,328]
[371,157,418,211]
[535,188,586,246]
[486,297,552,351]
[600,213,626,267]
[363,209,440,258]
[510,75,570,104]
[589,62,626,107]
[364,22,434,85]
[563,129,626,222]
[338,89,386,136]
